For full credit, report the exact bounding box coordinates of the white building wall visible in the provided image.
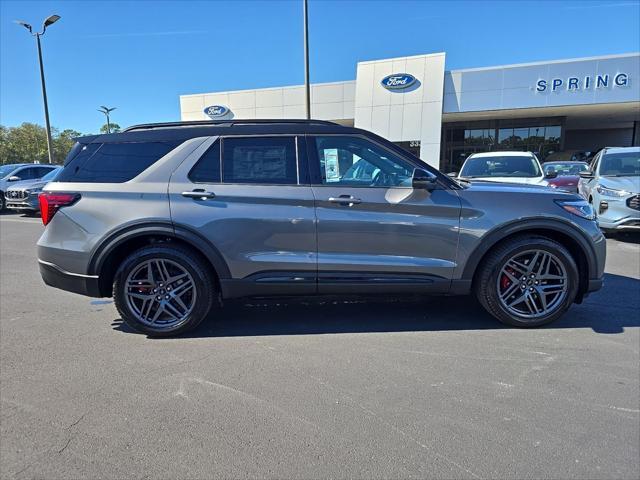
[353,52,446,168]
[180,81,356,122]
[443,53,640,113]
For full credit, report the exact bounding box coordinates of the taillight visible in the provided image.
[38,192,80,226]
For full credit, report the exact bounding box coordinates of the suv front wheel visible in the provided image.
[113,244,215,336]
[476,236,579,327]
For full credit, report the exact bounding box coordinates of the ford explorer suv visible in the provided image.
[37,120,605,336]
[578,146,640,233]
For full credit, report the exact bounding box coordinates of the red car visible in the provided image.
[542,161,589,193]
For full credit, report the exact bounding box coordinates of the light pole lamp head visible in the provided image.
[15,20,33,34]
[43,14,61,32]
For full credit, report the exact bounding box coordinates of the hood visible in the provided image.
[460,176,547,186]
[599,176,640,194]
[463,181,582,200]
[5,179,48,192]
[461,179,572,195]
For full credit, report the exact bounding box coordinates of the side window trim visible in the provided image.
[219,134,303,186]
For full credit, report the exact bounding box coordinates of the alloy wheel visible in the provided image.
[124,258,197,329]
[497,249,568,319]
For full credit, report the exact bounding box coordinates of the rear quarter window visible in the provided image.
[57,142,179,183]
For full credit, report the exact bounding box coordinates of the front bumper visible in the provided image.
[5,194,39,211]
[38,259,102,297]
[597,198,640,231]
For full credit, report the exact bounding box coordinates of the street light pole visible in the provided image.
[15,15,61,164]
[303,0,311,119]
[36,34,54,164]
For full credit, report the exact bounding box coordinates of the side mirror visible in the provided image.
[8,176,21,182]
[545,171,558,179]
[579,170,595,179]
[412,168,437,190]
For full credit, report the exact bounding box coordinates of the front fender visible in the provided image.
[458,216,604,283]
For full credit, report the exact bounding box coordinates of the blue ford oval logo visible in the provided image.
[381,73,417,90]
[204,105,229,118]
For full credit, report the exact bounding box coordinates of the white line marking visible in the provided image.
[0,218,41,224]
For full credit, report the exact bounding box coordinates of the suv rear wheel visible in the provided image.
[113,244,215,336]
[476,236,579,327]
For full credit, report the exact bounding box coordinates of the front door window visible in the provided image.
[314,136,414,188]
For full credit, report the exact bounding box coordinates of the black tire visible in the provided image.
[113,244,215,337]
[475,235,579,328]
[0,193,5,212]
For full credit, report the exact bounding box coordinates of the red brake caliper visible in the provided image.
[501,267,514,290]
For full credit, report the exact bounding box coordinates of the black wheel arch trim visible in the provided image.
[88,220,231,280]
[461,217,599,282]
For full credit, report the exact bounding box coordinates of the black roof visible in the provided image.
[78,119,362,144]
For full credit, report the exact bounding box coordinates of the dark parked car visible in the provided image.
[37,120,605,336]
[0,163,59,211]
[5,167,62,213]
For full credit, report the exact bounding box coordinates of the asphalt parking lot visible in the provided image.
[1,211,638,480]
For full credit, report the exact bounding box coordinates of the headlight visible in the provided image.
[25,188,42,195]
[597,186,630,197]
[555,200,596,220]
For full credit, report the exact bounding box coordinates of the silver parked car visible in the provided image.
[578,146,640,232]
[37,120,606,336]
[0,163,59,211]
[5,166,62,213]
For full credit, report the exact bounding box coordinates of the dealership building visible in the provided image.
[180,52,640,171]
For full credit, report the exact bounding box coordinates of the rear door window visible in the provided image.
[189,141,221,183]
[57,142,179,183]
[221,137,298,185]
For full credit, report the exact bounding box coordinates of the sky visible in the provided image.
[1,0,639,134]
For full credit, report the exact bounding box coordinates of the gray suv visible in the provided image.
[37,120,605,336]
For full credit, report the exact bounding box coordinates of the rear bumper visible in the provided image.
[38,259,102,297]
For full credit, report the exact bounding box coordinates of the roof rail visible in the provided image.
[123,119,340,132]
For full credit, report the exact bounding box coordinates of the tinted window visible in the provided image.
[35,167,56,178]
[57,142,178,183]
[222,137,297,185]
[599,152,640,176]
[0,165,21,178]
[189,142,221,183]
[15,167,38,180]
[314,136,413,187]
[460,155,541,178]
[41,168,61,181]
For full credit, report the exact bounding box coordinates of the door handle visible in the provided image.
[328,195,362,206]
[182,189,216,200]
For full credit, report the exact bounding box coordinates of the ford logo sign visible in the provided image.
[381,73,417,90]
[204,105,229,118]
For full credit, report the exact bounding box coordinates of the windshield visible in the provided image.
[0,165,19,178]
[543,162,588,176]
[460,155,541,178]
[600,152,640,177]
[41,168,61,181]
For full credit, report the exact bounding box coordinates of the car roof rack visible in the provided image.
[123,119,340,132]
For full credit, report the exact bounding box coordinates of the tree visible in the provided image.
[100,123,121,134]
[0,123,83,165]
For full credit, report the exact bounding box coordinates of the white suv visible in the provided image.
[457,151,551,186]
[578,146,640,232]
